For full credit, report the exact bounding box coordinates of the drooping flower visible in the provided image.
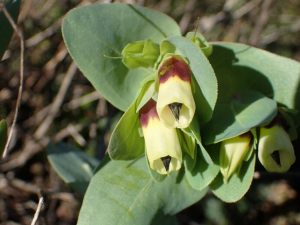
[156,55,196,129]
[220,132,253,183]
[139,98,182,174]
[258,115,296,173]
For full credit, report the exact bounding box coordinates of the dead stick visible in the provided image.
[0,1,24,159]
[31,197,44,225]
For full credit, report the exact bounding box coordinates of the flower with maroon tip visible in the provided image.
[139,98,182,174]
[156,55,196,129]
[258,115,296,173]
[220,132,253,183]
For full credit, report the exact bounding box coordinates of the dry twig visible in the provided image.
[33,61,78,140]
[31,197,44,225]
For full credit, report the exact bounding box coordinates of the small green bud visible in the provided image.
[122,39,160,69]
[258,115,296,173]
[220,132,252,183]
[186,32,213,57]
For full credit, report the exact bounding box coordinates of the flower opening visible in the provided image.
[258,115,296,173]
[156,56,195,129]
[139,98,182,174]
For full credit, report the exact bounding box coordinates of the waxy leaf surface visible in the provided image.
[202,89,277,144]
[208,42,300,127]
[78,156,207,225]
[62,4,181,111]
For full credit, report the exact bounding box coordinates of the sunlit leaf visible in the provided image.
[208,42,300,125]
[77,155,207,224]
[202,89,277,144]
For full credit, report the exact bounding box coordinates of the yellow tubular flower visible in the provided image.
[139,98,182,174]
[220,132,252,183]
[156,56,195,129]
[258,115,295,173]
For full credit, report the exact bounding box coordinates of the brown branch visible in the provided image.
[33,61,77,140]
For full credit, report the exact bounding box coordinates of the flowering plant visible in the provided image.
[46,3,300,224]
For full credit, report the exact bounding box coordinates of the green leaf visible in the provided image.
[208,42,300,125]
[77,155,207,225]
[0,0,20,60]
[108,98,145,160]
[160,36,218,123]
[185,144,220,190]
[62,4,181,111]
[46,142,100,195]
[209,151,256,203]
[0,120,7,155]
[202,89,277,144]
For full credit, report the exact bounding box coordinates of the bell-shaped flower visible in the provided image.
[258,116,295,173]
[156,55,196,129]
[220,132,253,183]
[139,98,182,174]
[121,39,160,69]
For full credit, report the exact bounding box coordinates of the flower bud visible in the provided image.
[122,39,160,69]
[139,98,182,174]
[220,132,252,183]
[258,115,296,172]
[188,34,213,57]
[156,56,196,129]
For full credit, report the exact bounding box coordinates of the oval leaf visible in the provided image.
[62,4,181,111]
[202,89,277,144]
[46,142,100,195]
[208,42,300,125]
[78,156,207,225]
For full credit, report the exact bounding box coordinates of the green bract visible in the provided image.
[121,39,160,69]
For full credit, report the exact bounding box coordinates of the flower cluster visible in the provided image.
[112,38,297,181]
[139,55,195,174]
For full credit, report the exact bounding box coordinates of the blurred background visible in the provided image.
[1,0,300,224]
